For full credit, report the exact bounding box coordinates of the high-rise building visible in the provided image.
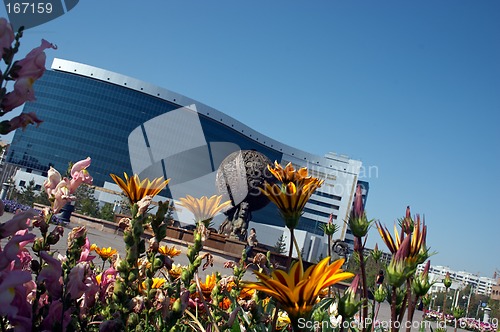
[6,58,367,260]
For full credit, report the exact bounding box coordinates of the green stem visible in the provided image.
[372,302,381,332]
[328,235,332,297]
[396,279,410,327]
[271,302,281,332]
[1,316,7,332]
[406,295,419,332]
[286,228,295,270]
[356,236,369,332]
[442,288,448,323]
[391,286,398,332]
[292,232,303,264]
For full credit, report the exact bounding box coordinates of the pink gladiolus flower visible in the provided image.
[0,110,43,134]
[15,229,36,249]
[16,249,32,272]
[0,79,37,114]
[37,251,63,299]
[0,231,36,270]
[67,262,92,300]
[12,39,56,81]
[0,270,31,303]
[79,237,96,263]
[0,18,14,57]
[0,208,38,238]
[80,280,99,315]
[98,267,117,302]
[8,280,34,330]
[43,166,62,197]
[71,157,92,182]
[40,299,71,331]
[52,178,75,213]
[0,270,33,329]
[69,157,93,193]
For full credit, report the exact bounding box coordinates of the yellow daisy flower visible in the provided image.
[261,162,323,230]
[158,245,181,258]
[93,246,117,260]
[177,195,231,224]
[243,257,353,323]
[110,172,170,204]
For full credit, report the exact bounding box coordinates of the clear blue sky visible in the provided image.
[1,1,499,278]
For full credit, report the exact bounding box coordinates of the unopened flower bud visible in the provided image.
[67,226,86,246]
[374,284,387,303]
[47,225,64,245]
[153,257,163,269]
[371,243,382,263]
[32,238,44,252]
[338,275,360,319]
[443,272,452,289]
[349,215,370,237]
[386,258,407,287]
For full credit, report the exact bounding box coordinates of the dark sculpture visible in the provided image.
[332,239,350,261]
[216,150,274,241]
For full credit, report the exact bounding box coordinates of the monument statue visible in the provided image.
[332,239,350,261]
[216,150,274,241]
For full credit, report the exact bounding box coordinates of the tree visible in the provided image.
[274,234,287,254]
[99,202,114,222]
[487,298,499,322]
[74,184,99,217]
[34,190,51,206]
[164,200,176,226]
[346,253,383,290]
[16,179,37,207]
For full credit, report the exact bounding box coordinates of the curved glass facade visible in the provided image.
[7,58,364,244]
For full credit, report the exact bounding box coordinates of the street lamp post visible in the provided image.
[430,295,437,311]
[465,285,474,317]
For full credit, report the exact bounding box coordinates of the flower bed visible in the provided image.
[423,310,498,332]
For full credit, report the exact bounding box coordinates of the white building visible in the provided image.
[417,264,496,296]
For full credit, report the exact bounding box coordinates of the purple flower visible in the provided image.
[0,79,39,114]
[0,208,38,238]
[12,39,56,81]
[0,231,36,270]
[37,251,63,299]
[67,262,92,300]
[98,266,117,302]
[40,299,71,331]
[78,238,96,263]
[0,269,33,329]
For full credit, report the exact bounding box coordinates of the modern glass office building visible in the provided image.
[7,58,367,259]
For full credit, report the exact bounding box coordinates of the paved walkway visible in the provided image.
[0,212,247,280]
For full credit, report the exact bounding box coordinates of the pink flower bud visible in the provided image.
[0,18,14,58]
